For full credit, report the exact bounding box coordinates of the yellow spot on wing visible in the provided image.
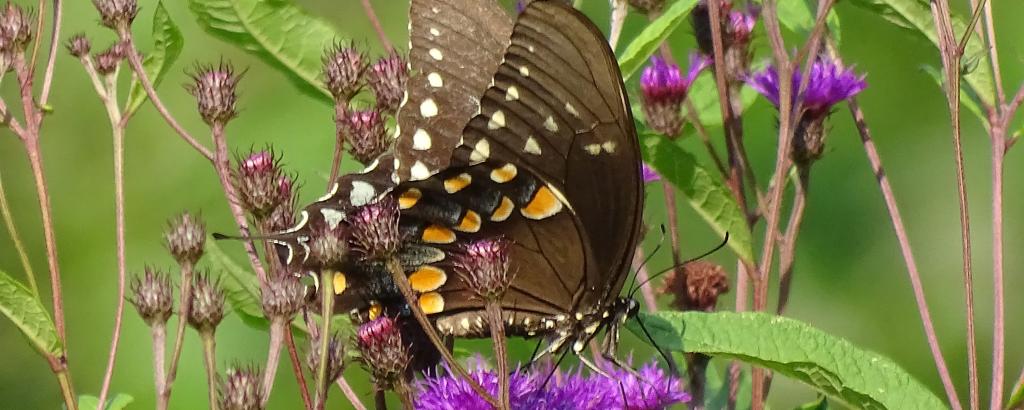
[455,210,482,233]
[398,188,421,209]
[421,224,456,244]
[419,292,445,314]
[521,185,563,220]
[409,265,447,292]
[368,302,382,320]
[444,173,472,193]
[491,196,514,222]
[490,164,518,183]
[333,272,347,294]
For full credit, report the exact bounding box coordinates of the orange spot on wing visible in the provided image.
[409,265,447,292]
[491,196,514,222]
[521,185,563,220]
[332,272,347,295]
[398,188,421,209]
[418,292,445,314]
[421,224,456,244]
[455,210,481,233]
[490,163,518,183]
[444,173,472,193]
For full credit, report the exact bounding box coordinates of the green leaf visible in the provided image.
[848,0,995,107]
[628,311,948,409]
[77,394,134,410]
[1007,379,1024,410]
[687,73,759,126]
[187,0,341,102]
[774,0,843,46]
[618,0,699,80]
[706,359,752,410]
[919,65,986,124]
[206,241,268,329]
[641,134,753,262]
[0,269,61,356]
[795,396,830,410]
[125,2,184,115]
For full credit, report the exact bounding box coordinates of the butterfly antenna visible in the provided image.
[633,232,730,297]
[540,349,573,389]
[626,225,668,298]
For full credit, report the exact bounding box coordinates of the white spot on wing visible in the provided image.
[524,136,542,155]
[544,116,558,132]
[602,141,617,153]
[506,86,519,101]
[584,144,602,155]
[470,139,490,163]
[412,129,432,150]
[487,110,506,130]
[284,210,310,233]
[420,99,438,117]
[519,65,530,77]
[427,72,443,88]
[429,27,440,36]
[349,180,376,207]
[410,161,430,181]
[566,102,579,118]
[429,48,443,61]
[316,183,339,202]
[320,208,346,230]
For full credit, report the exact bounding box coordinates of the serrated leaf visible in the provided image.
[773,0,843,46]
[618,0,699,80]
[640,134,753,262]
[848,0,994,108]
[919,65,986,124]
[0,270,61,356]
[126,2,183,115]
[206,240,268,329]
[687,73,759,126]
[76,393,134,410]
[628,311,948,409]
[187,0,340,102]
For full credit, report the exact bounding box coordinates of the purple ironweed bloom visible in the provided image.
[746,61,866,116]
[641,162,660,184]
[639,54,710,137]
[726,4,759,45]
[414,359,688,410]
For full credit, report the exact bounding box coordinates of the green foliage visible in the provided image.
[848,0,995,107]
[794,396,831,410]
[126,2,184,116]
[687,73,759,126]
[628,311,948,409]
[774,0,843,46]
[76,394,134,410]
[187,0,341,102]
[706,359,752,409]
[920,64,987,124]
[617,0,699,80]
[205,240,268,329]
[1008,382,1024,410]
[640,134,754,262]
[0,270,62,357]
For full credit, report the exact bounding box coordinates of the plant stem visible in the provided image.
[286,329,314,410]
[329,103,347,186]
[336,377,369,410]
[55,366,77,410]
[485,302,511,410]
[373,388,387,410]
[163,263,194,403]
[200,331,220,410]
[990,124,1007,410]
[360,0,393,52]
[23,137,67,347]
[151,323,169,410]
[262,319,287,408]
[608,0,627,49]
[38,0,61,106]
[0,169,40,296]
[775,168,810,315]
[314,270,334,410]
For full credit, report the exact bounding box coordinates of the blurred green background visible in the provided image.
[1,0,1022,408]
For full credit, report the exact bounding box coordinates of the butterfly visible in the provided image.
[275,0,644,371]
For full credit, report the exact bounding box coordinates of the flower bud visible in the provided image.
[261,274,305,321]
[65,33,91,58]
[91,0,138,32]
[641,162,660,184]
[0,3,32,52]
[356,316,409,387]
[453,237,513,301]
[366,53,407,114]
[188,273,226,333]
[235,150,289,218]
[323,42,367,102]
[129,268,174,326]
[264,178,298,233]
[93,41,128,76]
[309,219,349,267]
[306,332,347,387]
[348,197,401,261]
[218,364,265,410]
[639,55,709,137]
[164,211,206,266]
[660,260,729,312]
[187,62,240,127]
[340,108,390,165]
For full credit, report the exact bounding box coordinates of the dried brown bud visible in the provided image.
[306,332,347,388]
[261,275,305,321]
[65,33,91,58]
[661,260,730,312]
[356,316,409,387]
[0,3,32,53]
[323,42,367,101]
[129,268,174,326]
[367,53,408,114]
[264,177,298,233]
[164,212,206,266]
[93,41,128,76]
[340,108,390,165]
[235,150,291,218]
[308,219,349,267]
[348,197,401,260]
[188,273,226,332]
[92,0,137,31]
[187,62,240,126]
[453,237,513,301]
[218,364,265,410]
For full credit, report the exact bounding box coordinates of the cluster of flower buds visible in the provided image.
[91,0,137,33]
[235,150,297,220]
[339,108,391,165]
[187,273,226,333]
[323,42,368,102]
[306,332,348,388]
[164,212,207,267]
[129,267,175,326]
[348,196,401,261]
[187,62,241,127]
[691,0,759,83]
[355,316,410,387]
[218,364,265,410]
[0,3,32,72]
[746,60,866,166]
[65,34,91,59]
[260,274,306,322]
[453,238,513,301]
[661,260,730,312]
[92,41,129,76]
[639,55,710,137]
[366,53,408,115]
[308,218,349,267]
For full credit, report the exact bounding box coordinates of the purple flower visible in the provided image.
[726,5,759,44]
[641,162,660,184]
[746,61,867,115]
[414,359,688,410]
[640,54,711,137]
